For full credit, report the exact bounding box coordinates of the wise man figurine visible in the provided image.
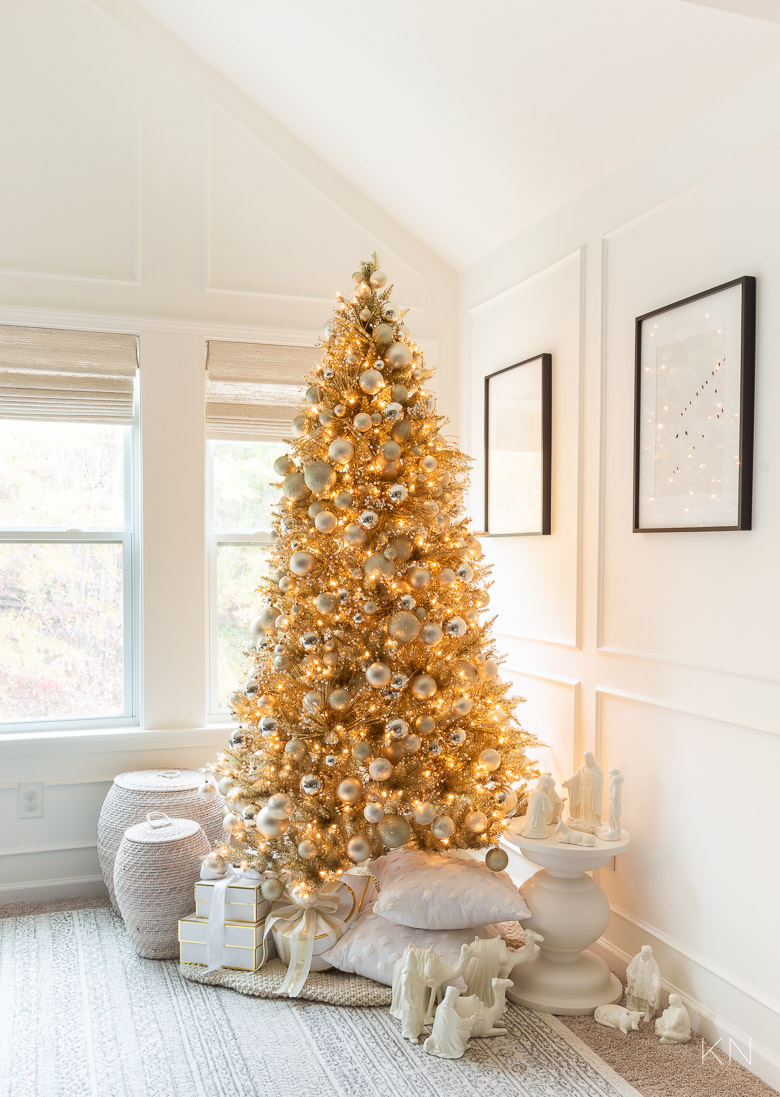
[601,768,624,841]
[563,752,603,832]
[541,772,565,825]
[654,993,691,1045]
[625,944,661,1022]
[520,777,552,840]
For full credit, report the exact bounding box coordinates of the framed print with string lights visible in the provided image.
[633,276,755,532]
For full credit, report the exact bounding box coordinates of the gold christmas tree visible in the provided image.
[207,255,539,894]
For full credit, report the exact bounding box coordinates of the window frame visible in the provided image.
[206,437,275,721]
[0,419,140,733]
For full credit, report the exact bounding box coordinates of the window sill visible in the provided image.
[0,723,230,759]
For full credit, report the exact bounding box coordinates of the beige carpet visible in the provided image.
[1,897,775,1097]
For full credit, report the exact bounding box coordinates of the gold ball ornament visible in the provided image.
[303,690,323,714]
[359,369,384,395]
[314,510,337,533]
[364,802,385,823]
[412,801,436,825]
[370,269,388,289]
[298,840,319,860]
[485,847,509,872]
[378,814,412,848]
[290,551,315,576]
[478,748,501,772]
[407,566,431,589]
[478,659,499,680]
[364,553,395,578]
[329,688,351,711]
[285,738,307,762]
[386,342,413,369]
[314,592,338,613]
[353,412,372,432]
[266,793,292,818]
[383,741,405,763]
[366,661,391,688]
[328,438,354,463]
[453,696,473,716]
[369,757,393,781]
[344,523,368,547]
[420,623,443,645]
[304,461,336,495]
[274,455,295,477]
[282,471,310,502]
[353,742,373,762]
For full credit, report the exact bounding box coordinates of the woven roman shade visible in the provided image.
[205,340,318,441]
[0,325,139,424]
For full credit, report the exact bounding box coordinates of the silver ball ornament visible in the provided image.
[368,757,393,781]
[364,802,384,823]
[431,815,455,840]
[301,774,321,795]
[383,402,403,421]
[445,616,467,637]
[388,484,408,503]
[386,718,409,739]
[218,776,237,796]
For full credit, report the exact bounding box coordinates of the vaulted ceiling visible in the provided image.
[134,0,780,268]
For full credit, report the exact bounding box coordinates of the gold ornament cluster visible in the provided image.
[206,254,540,891]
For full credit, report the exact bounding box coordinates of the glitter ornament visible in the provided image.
[347,835,372,862]
[364,553,395,578]
[420,623,443,645]
[304,461,336,494]
[337,778,363,803]
[378,814,412,848]
[282,471,309,501]
[352,742,372,763]
[391,671,408,690]
[274,455,295,477]
[417,714,436,734]
[485,847,509,872]
[261,878,284,901]
[315,592,338,613]
[298,840,318,860]
[388,610,420,643]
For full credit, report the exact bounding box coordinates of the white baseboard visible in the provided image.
[593,935,780,1093]
[0,873,107,905]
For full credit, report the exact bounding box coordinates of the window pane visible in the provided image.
[0,541,124,722]
[216,542,271,710]
[0,421,126,528]
[211,440,286,531]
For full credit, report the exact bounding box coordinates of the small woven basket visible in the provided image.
[115,812,210,960]
[98,769,223,913]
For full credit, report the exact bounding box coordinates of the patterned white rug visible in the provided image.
[0,907,641,1097]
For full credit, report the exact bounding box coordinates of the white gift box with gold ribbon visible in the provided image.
[194,879,270,924]
[266,872,376,997]
[179,913,276,971]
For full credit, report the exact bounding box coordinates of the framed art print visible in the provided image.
[484,353,552,536]
[633,276,755,532]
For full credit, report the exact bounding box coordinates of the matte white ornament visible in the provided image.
[217,776,237,796]
[625,945,661,1021]
[314,510,337,533]
[431,815,454,840]
[594,1005,643,1034]
[465,810,488,833]
[366,662,391,688]
[336,777,363,803]
[412,801,436,825]
[347,835,372,862]
[369,757,393,781]
[353,412,372,431]
[364,802,384,823]
[328,438,354,463]
[197,779,217,800]
[654,994,691,1044]
[266,793,292,819]
[290,551,315,576]
[563,751,604,832]
[423,986,475,1059]
[601,768,624,841]
[420,623,443,645]
[521,782,552,839]
[478,748,501,772]
[257,808,288,837]
[555,819,596,846]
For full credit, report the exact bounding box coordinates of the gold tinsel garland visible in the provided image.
[205,254,540,893]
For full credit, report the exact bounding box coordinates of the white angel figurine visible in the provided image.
[655,994,691,1045]
[625,944,661,1022]
[423,986,475,1059]
[390,946,428,1042]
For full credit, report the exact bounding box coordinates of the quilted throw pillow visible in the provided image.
[369,849,530,930]
[321,908,499,986]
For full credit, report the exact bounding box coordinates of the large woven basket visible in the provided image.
[115,812,210,960]
[98,769,223,913]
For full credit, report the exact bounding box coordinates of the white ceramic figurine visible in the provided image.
[555,819,596,846]
[625,944,661,1021]
[563,752,604,831]
[420,945,469,1022]
[601,768,624,841]
[541,772,565,825]
[521,779,552,840]
[594,1004,643,1034]
[655,994,691,1045]
[390,945,428,1042]
[458,977,513,1037]
[461,937,527,1006]
[423,986,475,1059]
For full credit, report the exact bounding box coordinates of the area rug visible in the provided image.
[0,906,641,1097]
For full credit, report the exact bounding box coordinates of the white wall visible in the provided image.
[460,61,780,1089]
[0,0,456,899]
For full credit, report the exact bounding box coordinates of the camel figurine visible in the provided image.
[454,977,514,1036]
[461,933,541,1006]
[421,944,469,1022]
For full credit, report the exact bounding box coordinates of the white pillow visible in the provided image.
[321,908,499,986]
[369,849,530,930]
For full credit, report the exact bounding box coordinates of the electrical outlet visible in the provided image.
[17,782,43,819]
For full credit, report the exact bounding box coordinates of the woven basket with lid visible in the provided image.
[98,769,223,913]
[114,812,210,959]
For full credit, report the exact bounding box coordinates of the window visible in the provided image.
[207,440,286,713]
[204,339,319,717]
[0,326,139,731]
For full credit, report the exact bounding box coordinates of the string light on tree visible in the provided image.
[202,254,540,891]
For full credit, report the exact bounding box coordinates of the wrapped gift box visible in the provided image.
[194,878,270,924]
[178,913,275,971]
[271,871,376,976]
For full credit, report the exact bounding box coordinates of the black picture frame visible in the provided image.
[633,276,755,533]
[484,353,552,536]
